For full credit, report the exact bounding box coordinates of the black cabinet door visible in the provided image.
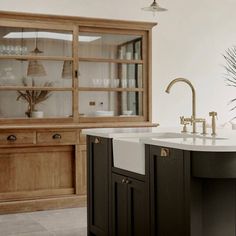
[87,136,112,236]
[149,145,188,236]
[112,173,149,236]
[127,177,150,236]
[112,173,128,236]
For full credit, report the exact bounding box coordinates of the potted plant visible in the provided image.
[16,77,53,118]
[223,46,236,128]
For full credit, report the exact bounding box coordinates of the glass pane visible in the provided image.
[0,91,72,118]
[0,27,72,57]
[79,91,143,117]
[0,60,72,87]
[79,62,143,88]
[79,31,142,60]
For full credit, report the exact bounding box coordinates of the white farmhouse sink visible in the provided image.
[113,132,228,175]
[113,137,146,175]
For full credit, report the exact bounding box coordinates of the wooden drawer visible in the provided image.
[0,132,36,145]
[37,131,77,144]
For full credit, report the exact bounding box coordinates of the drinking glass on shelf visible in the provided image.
[21,46,28,55]
[128,79,135,88]
[14,46,21,55]
[103,79,110,88]
[0,45,4,55]
[111,79,120,88]
[121,79,127,88]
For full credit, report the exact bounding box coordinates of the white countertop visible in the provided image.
[82,127,162,138]
[83,126,236,152]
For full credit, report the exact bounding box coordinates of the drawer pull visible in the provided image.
[94,138,100,144]
[7,135,17,142]
[122,178,126,183]
[125,179,131,184]
[52,134,61,140]
[161,148,170,157]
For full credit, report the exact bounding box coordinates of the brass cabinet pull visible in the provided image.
[161,148,170,157]
[52,134,61,140]
[94,137,100,144]
[7,135,17,142]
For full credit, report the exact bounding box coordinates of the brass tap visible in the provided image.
[166,78,206,134]
[165,78,197,133]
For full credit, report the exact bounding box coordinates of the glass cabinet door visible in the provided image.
[78,28,146,121]
[0,25,74,119]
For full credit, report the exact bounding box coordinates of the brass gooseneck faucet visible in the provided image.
[165,78,206,134]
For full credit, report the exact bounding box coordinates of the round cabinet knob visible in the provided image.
[122,178,126,184]
[7,135,17,142]
[125,179,131,184]
[52,134,61,140]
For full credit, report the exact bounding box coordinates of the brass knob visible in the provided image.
[122,178,126,183]
[125,179,131,184]
[7,135,17,142]
[94,137,100,144]
[160,148,170,157]
[52,134,61,140]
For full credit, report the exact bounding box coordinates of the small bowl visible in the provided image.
[122,110,133,115]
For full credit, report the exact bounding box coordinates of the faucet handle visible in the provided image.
[180,116,185,125]
[209,111,218,118]
[180,116,190,133]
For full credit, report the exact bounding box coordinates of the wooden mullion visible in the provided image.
[72,25,79,122]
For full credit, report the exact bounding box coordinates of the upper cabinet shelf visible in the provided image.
[0,55,73,61]
[79,57,143,64]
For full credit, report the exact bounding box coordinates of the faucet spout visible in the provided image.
[165,78,197,133]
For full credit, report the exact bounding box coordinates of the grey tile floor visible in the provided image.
[0,207,87,236]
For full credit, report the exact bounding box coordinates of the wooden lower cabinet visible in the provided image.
[111,173,149,236]
[0,128,87,214]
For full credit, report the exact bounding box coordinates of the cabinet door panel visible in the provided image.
[0,146,74,200]
[127,179,149,236]
[87,136,111,236]
[150,146,186,236]
[112,173,128,236]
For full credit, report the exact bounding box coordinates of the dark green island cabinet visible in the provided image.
[87,135,236,236]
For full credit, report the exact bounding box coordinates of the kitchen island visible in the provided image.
[84,127,236,236]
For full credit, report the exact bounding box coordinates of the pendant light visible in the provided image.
[142,0,167,12]
[27,30,46,77]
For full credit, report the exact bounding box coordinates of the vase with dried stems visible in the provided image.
[17,77,53,118]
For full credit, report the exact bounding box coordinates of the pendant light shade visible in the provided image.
[27,60,46,77]
[142,0,167,12]
[61,61,72,79]
[27,31,46,77]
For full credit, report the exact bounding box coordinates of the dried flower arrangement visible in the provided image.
[16,77,53,117]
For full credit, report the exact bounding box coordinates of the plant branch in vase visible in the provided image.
[16,77,53,118]
[223,46,236,120]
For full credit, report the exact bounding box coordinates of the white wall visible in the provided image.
[1,0,236,126]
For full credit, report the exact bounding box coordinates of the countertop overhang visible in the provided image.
[83,127,236,152]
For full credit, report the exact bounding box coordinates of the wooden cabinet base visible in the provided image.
[0,195,86,214]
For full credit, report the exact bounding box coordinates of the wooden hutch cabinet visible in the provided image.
[0,11,156,214]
